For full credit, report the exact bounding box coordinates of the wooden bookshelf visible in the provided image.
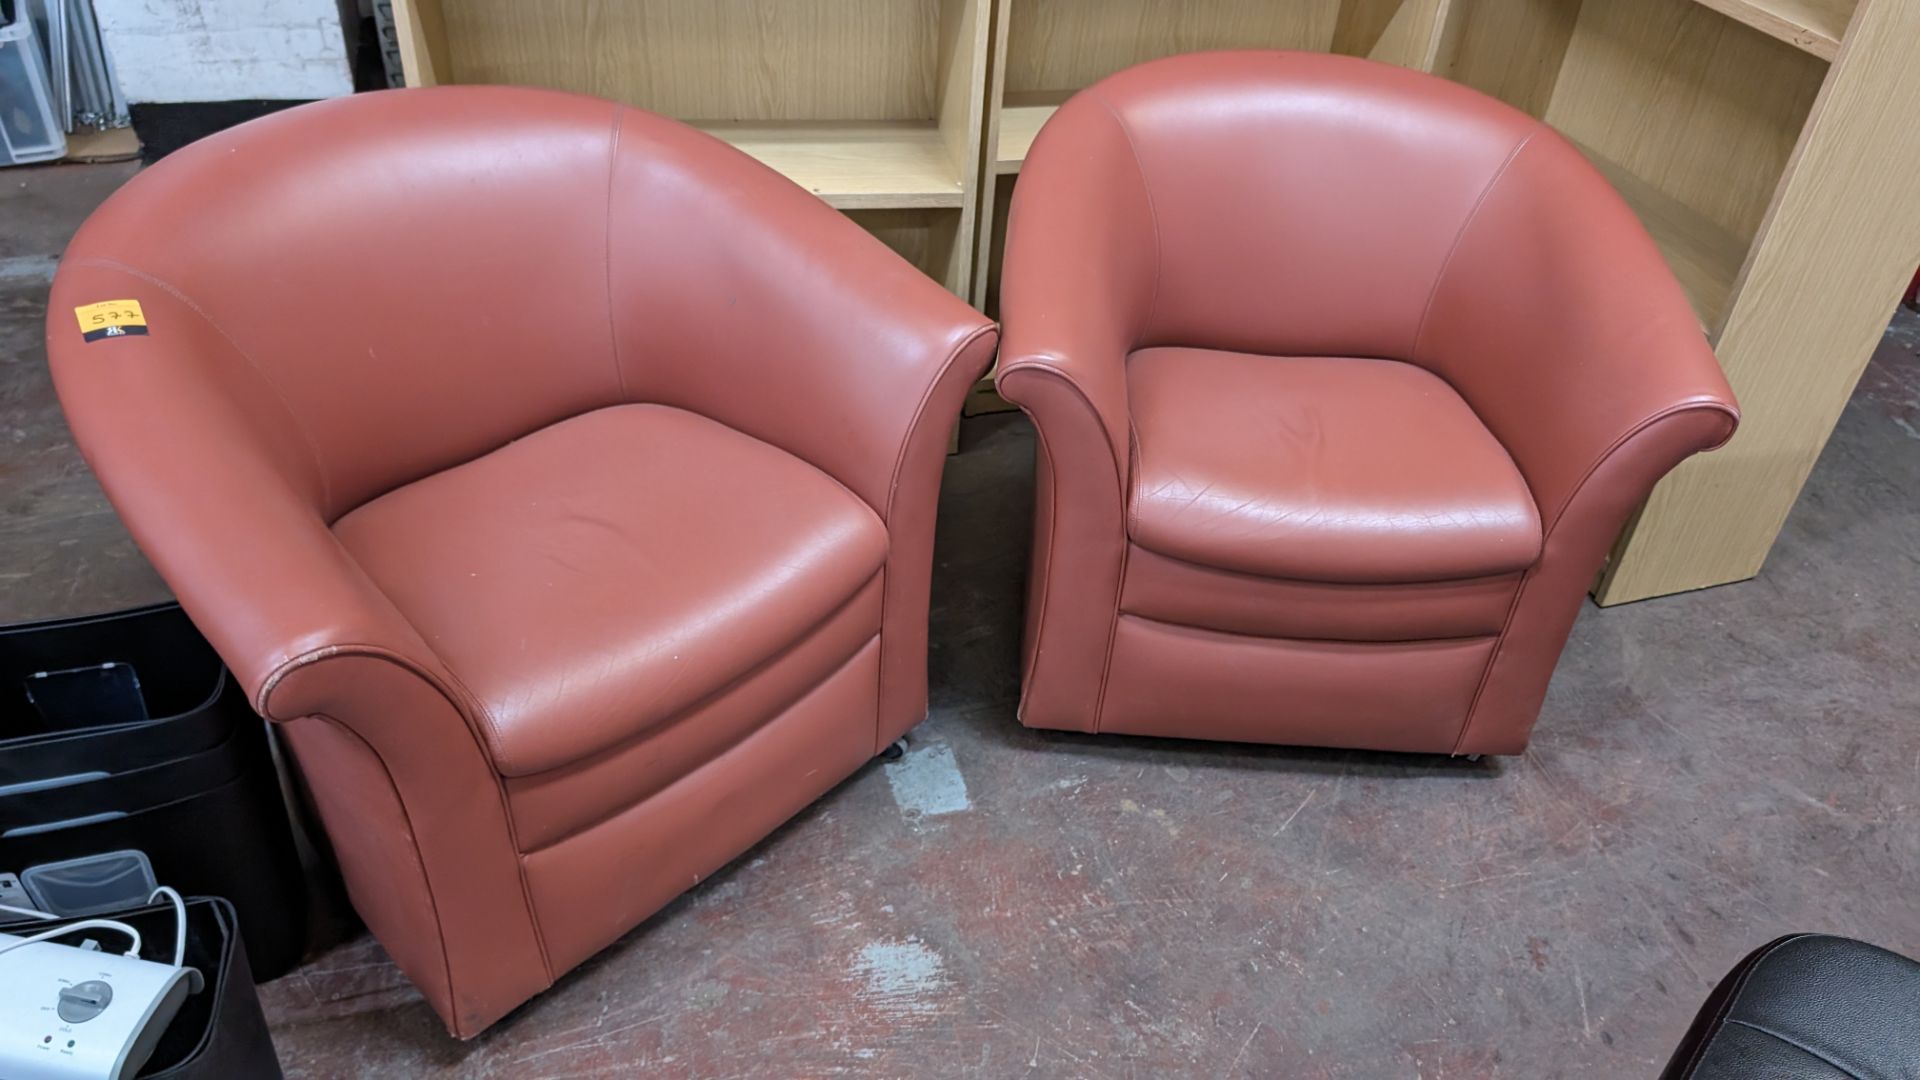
[696,122,965,210]
[992,98,1063,175]
[1434,0,1887,603]
[1688,0,1856,59]
[1596,0,1920,601]
[1575,144,1750,333]
[390,0,991,295]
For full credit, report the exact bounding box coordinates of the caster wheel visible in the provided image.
[878,738,908,762]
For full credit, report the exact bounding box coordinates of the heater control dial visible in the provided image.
[56,980,112,1023]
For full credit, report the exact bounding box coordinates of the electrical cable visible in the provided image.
[0,887,185,965]
[0,918,141,959]
[149,886,186,968]
[0,887,187,964]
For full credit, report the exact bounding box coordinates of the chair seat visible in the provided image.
[1125,347,1543,584]
[334,403,889,777]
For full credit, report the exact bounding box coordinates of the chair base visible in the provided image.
[1066,615,1492,754]
[523,638,881,977]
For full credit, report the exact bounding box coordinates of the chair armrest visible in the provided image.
[991,93,1160,730]
[1420,131,1738,754]
[600,113,998,748]
[46,261,442,722]
[1415,129,1739,531]
[994,91,1160,484]
[607,112,997,524]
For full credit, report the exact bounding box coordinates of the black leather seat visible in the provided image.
[1663,934,1920,1079]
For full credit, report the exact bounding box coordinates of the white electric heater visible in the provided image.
[0,891,195,1080]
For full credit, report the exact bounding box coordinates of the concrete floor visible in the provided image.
[4,162,1917,1078]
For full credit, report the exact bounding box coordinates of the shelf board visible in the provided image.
[1575,144,1750,333]
[695,121,965,211]
[1687,0,1852,60]
[995,102,1056,174]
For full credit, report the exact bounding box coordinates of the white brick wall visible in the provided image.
[93,0,353,103]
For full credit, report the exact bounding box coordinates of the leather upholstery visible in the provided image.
[333,404,888,777]
[46,87,995,1036]
[1663,935,1920,1079]
[997,51,1737,754]
[1128,347,1542,583]
[1122,546,1520,642]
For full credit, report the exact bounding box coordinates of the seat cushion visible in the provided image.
[1121,543,1520,642]
[1126,347,1543,583]
[333,403,889,777]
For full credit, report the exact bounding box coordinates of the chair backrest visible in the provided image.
[52,88,643,520]
[1081,51,1554,364]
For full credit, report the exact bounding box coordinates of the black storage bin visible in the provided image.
[0,726,253,828]
[0,604,223,735]
[8,896,284,1078]
[0,604,307,980]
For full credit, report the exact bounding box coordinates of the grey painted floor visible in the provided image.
[3,162,1916,1078]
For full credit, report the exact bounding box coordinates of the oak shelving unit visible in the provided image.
[390,0,992,296]
[1431,0,1920,604]
[1572,143,1750,333]
[1437,0,1830,341]
[1688,0,1855,58]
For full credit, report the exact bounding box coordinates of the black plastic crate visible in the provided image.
[0,604,307,979]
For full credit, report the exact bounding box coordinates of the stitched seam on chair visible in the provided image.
[512,570,882,799]
[1409,124,1542,364]
[875,321,997,751]
[1117,610,1501,648]
[603,106,629,401]
[1723,1020,1865,1079]
[1124,416,1142,540]
[883,323,999,528]
[68,256,336,516]
[1092,440,1140,732]
[261,642,427,717]
[526,629,883,852]
[1006,357,1121,478]
[1005,358,1130,508]
[1090,92,1162,346]
[1673,936,1810,1079]
[1001,365,1127,735]
[303,712,467,1034]
[1447,401,1737,756]
[1014,418,1060,724]
[1129,541,1526,589]
[261,641,555,982]
[871,622,889,750]
[264,642,505,771]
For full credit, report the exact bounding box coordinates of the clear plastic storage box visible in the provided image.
[1,1,65,166]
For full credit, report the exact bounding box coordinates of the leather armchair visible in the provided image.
[47,87,996,1036]
[996,52,1737,756]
